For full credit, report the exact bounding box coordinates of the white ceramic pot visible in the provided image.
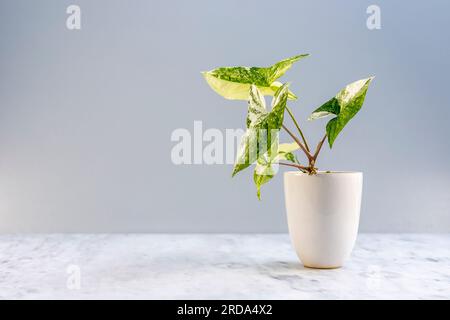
[284,171,363,269]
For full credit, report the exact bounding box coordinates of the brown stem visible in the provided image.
[279,162,309,172]
[312,134,327,161]
[286,106,310,152]
[282,124,313,161]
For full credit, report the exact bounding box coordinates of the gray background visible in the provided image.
[0,0,449,232]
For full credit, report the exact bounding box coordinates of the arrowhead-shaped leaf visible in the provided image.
[309,77,374,148]
[254,168,275,200]
[202,54,308,100]
[232,84,289,177]
[253,142,300,199]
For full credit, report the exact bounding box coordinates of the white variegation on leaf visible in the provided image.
[309,77,374,148]
[253,142,300,199]
[232,84,289,177]
[202,55,374,200]
[202,54,308,100]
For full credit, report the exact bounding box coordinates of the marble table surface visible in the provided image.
[0,234,448,300]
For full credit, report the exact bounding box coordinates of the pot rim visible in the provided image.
[284,170,362,176]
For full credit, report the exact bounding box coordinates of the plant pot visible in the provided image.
[284,171,363,269]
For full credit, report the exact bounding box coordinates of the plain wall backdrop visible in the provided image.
[0,0,449,232]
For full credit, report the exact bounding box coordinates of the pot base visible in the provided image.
[302,263,342,270]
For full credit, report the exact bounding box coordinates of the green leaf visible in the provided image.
[277,142,300,155]
[309,77,374,148]
[271,81,298,100]
[254,169,274,200]
[253,144,277,200]
[253,142,300,200]
[232,129,258,176]
[202,54,308,100]
[275,142,300,163]
[232,84,289,177]
[246,84,267,128]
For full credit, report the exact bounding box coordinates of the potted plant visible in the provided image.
[202,55,373,268]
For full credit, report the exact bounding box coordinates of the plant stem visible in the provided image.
[286,106,310,152]
[282,124,313,161]
[312,134,327,161]
[281,127,327,175]
[279,162,309,172]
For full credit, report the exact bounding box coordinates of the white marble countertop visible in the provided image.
[0,234,448,300]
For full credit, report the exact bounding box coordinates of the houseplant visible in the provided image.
[202,55,373,268]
